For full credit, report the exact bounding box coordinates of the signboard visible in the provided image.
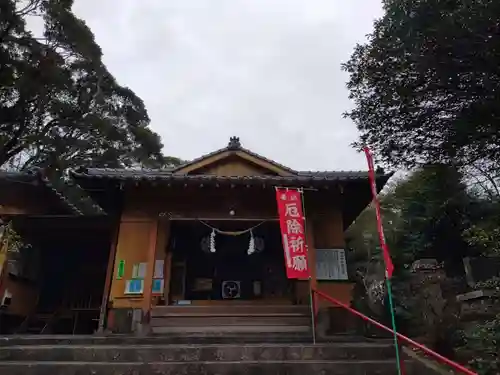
[276,188,310,279]
[316,249,348,280]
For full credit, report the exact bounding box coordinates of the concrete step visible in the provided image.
[150,315,311,327]
[0,343,398,362]
[0,360,417,375]
[0,334,390,346]
[151,305,310,318]
[0,334,321,346]
[151,325,312,334]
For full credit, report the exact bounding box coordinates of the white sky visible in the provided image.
[71,0,383,171]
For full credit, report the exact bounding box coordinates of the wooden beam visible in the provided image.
[97,221,120,333]
[166,216,279,221]
[141,220,159,318]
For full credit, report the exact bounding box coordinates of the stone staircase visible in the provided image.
[150,304,312,336]
[0,334,422,374]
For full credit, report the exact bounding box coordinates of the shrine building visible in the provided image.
[0,137,390,336]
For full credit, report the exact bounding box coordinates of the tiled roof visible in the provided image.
[0,169,105,216]
[70,137,392,192]
[297,171,372,178]
[71,167,387,185]
[72,138,389,184]
[46,177,106,216]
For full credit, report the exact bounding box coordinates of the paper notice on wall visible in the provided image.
[138,263,147,279]
[132,263,147,279]
[154,260,164,279]
[132,264,139,279]
[152,279,164,295]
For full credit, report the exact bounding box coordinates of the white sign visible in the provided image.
[154,260,164,279]
[316,249,348,281]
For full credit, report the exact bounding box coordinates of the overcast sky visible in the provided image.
[71,0,383,171]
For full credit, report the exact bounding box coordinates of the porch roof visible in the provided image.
[0,169,105,216]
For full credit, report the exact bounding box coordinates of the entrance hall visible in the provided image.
[168,220,295,305]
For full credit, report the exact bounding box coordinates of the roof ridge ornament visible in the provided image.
[227,136,241,150]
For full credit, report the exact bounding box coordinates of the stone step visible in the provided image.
[150,315,311,327]
[0,334,326,346]
[151,324,312,334]
[0,343,398,362]
[0,334,392,346]
[151,305,310,318]
[0,360,417,375]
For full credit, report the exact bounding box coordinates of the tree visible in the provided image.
[1,0,181,175]
[390,165,471,274]
[343,0,500,168]
[347,165,471,343]
[461,198,500,375]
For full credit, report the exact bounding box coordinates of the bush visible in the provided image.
[463,313,500,375]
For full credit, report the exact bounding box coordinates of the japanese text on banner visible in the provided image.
[276,188,310,279]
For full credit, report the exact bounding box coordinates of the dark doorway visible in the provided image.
[169,220,294,303]
[4,217,113,334]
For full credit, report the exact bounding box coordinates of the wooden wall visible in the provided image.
[0,185,63,216]
[294,210,354,307]
[194,157,275,176]
[109,217,155,309]
[0,277,37,316]
[0,244,37,318]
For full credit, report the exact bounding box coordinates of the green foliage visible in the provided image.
[348,165,470,271]
[344,0,500,368]
[0,220,30,253]
[1,0,182,174]
[392,165,470,274]
[463,313,500,375]
[343,0,500,168]
[347,165,473,344]
[463,201,500,257]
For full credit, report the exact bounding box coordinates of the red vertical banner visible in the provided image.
[363,146,394,278]
[276,188,310,279]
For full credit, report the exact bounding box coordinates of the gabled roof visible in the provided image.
[172,137,296,176]
[71,136,392,187]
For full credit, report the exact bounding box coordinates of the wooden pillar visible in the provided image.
[142,219,159,316]
[151,218,170,306]
[306,220,318,309]
[97,223,120,333]
[306,221,317,288]
[160,219,171,303]
[164,252,173,303]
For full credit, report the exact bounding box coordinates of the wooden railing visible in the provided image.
[312,288,477,375]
